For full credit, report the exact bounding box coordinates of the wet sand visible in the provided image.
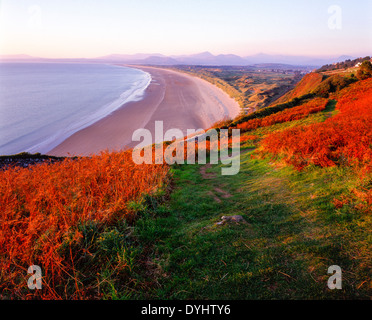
[49,66,241,157]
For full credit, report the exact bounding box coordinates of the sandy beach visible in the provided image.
[49,66,241,157]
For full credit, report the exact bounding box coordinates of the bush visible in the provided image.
[356,61,372,80]
[313,75,356,98]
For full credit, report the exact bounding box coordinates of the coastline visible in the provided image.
[48,66,241,157]
[26,67,152,155]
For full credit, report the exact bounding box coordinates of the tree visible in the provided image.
[356,60,372,80]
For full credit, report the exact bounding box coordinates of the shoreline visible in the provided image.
[48,65,241,157]
[25,67,152,155]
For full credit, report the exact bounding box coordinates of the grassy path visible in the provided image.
[133,147,370,299]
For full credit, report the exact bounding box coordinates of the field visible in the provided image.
[170,65,308,113]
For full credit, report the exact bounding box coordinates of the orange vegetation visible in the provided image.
[0,151,169,299]
[236,98,329,133]
[261,78,372,170]
[240,135,258,143]
[273,72,324,105]
[332,188,372,214]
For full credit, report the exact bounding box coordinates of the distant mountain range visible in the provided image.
[0,52,358,67]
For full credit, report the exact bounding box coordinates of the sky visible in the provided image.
[0,0,371,58]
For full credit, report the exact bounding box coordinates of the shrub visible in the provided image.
[0,150,169,299]
[260,78,372,171]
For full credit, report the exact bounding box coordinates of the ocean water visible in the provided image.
[0,63,151,155]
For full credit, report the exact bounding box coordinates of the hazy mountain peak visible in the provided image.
[0,52,363,67]
[190,51,214,58]
[0,54,37,60]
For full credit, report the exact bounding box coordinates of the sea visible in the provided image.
[0,63,151,155]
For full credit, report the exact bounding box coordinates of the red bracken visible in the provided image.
[261,78,372,171]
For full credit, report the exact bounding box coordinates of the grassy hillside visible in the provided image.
[140,77,371,299]
[1,63,371,300]
[268,59,371,106]
[272,72,324,105]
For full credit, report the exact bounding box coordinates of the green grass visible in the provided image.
[87,102,370,300]
[117,148,370,300]
[97,103,369,300]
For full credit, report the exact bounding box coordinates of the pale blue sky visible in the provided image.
[0,0,371,58]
